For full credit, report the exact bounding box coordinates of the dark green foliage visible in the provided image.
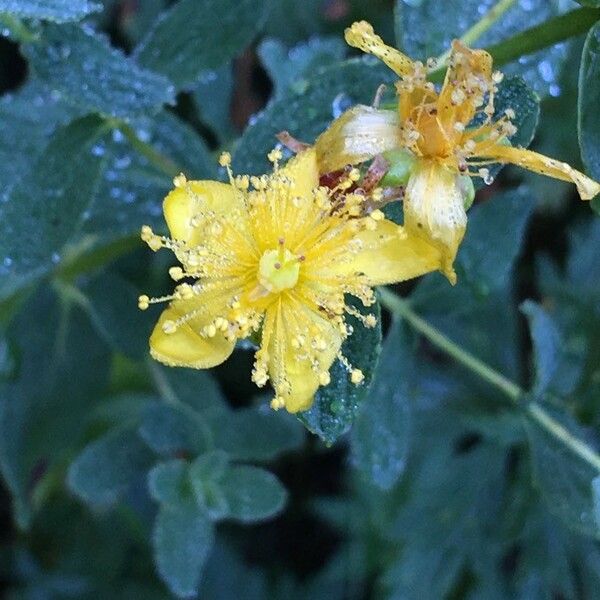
[2,1,600,598]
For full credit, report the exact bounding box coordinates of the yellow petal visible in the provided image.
[345,21,413,77]
[315,106,401,173]
[150,299,235,369]
[404,160,468,284]
[277,147,319,199]
[480,144,600,200]
[163,181,240,244]
[332,218,441,285]
[266,298,343,413]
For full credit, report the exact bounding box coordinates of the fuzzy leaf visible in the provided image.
[298,298,382,445]
[135,0,271,89]
[0,0,101,22]
[68,427,154,508]
[351,322,412,489]
[153,499,214,598]
[24,24,175,118]
[148,459,189,506]
[219,465,287,523]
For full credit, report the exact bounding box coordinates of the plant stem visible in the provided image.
[429,7,600,82]
[378,287,600,473]
[109,119,183,179]
[436,0,518,65]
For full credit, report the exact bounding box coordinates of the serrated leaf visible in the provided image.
[135,0,271,90]
[153,499,214,599]
[397,0,571,97]
[207,407,304,461]
[24,23,174,118]
[578,20,600,187]
[219,465,287,523]
[148,459,189,506]
[0,115,107,301]
[521,301,561,396]
[527,403,600,538]
[83,270,152,359]
[138,403,210,456]
[234,58,396,174]
[351,323,411,490]
[0,0,101,22]
[258,36,346,99]
[68,426,154,508]
[298,297,382,445]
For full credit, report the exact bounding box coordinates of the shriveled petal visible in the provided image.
[150,298,235,369]
[404,160,468,284]
[277,147,320,200]
[345,21,414,77]
[265,299,342,413]
[163,181,240,244]
[332,219,441,285]
[438,40,493,131]
[480,144,600,200]
[315,106,401,173]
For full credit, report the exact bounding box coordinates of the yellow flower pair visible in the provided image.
[141,22,600,413]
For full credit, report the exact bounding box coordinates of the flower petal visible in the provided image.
[163,181,240,244]
[277,147,320,200]
[404,160,468,284]
[315,106,401,173]
[345,21,414,77]
[150,299,235,369]
[333,219,442,285]
[480,144,600,200]
[265,298,343,413]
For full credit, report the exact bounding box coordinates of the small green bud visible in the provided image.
[380,149,417,187]
[458,175,475,211]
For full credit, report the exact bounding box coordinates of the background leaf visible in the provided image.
[0,0,101,22]
[135,0,272,90]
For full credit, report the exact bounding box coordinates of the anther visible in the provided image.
[162,320,177,334]
[351,369,364,384]
[138,295,149,310]
[173,173,187,188]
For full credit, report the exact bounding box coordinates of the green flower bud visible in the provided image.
[380,149,417,187]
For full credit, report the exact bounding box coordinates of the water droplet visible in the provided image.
[114,155,132,170]
[3,256,13,268]
[91,143,105,157]
[51,252,60,264]
[112,129,125,144]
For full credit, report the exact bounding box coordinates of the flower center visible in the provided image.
[258,246,301,293]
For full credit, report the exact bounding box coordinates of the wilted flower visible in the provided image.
[139,149,439,412]
[315,21,600,282]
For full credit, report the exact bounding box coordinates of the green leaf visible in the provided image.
[219,465,287,523]
[0,115,107,301]
[594,475,600,528]
[526,404,600,538]
[193,66,235,144]
[233,57,396,174]
[258,36,346,100]
[23,24,175,118]
[351,323,411,490]
[207,407,304,461]
[575,1,600,7]
[148,459,189,506]
[397,0,571,97]
[135,0,271,90]
[138,403,210,456]
[521,301,560,396]
[0,0,101,22]
[68,426,154,508]
[82,270,152,359]
[0,288,111,528]
[298,298,382,444]
[578,20,600,192]
[189,451,230,519]
[458,188,535,294]
[153,499,214,599]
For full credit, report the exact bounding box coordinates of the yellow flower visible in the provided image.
[315,21,600,283]
[140,149,440,413]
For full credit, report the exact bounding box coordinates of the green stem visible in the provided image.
[0,14,38,43]
[109,119,183,179]
[378,287,600,473]
[436,0,518,64]
[429,7,600,82]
